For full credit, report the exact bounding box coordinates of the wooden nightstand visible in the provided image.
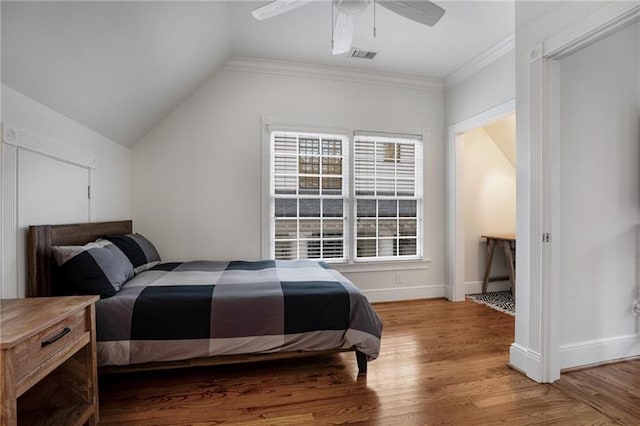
[0,296,99,426]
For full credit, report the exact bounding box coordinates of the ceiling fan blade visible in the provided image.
[332,11,355,55]
[251,0,312,21]
[377,0,445,27]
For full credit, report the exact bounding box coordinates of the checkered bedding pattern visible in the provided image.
[95,260,383,366]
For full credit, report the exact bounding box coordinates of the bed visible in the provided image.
[27,220,382,375]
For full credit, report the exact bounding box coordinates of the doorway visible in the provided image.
[446,99,515,303]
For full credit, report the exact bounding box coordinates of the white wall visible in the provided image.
[512,0,636,375]
[132,68,445,302]
[445,50,515,127]
[557,22,640,367]
[463,127,516,292]
[1,85,131,297]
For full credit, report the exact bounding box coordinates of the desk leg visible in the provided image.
[502,241,516,296]
[482,239,496,294]
[0,350,16,426]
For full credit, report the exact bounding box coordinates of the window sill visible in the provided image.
[331,258,431,273]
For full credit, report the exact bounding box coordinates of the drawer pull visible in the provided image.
[41,327,71,347]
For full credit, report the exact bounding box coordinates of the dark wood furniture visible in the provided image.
[481,233,516,295]
[0,296,99,426]
[27,220,367,375]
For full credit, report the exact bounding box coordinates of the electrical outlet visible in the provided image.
[395,272,403,285]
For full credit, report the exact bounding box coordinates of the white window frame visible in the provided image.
[261,119,425,264]
[269,130,350,263]
[352,134,423,263]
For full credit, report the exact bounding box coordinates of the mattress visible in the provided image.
[95,259,383,366]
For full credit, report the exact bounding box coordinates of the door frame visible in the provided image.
[511,2,640,383]
[446,99,515,302]
[0,125,96,298]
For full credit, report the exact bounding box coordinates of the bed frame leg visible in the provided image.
[356,351,367,376]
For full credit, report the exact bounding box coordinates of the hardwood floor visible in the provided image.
[98,299,633,425]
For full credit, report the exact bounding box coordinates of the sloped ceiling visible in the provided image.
[1,1,231,146]
[483,114,516,167]
[1,1,515,147]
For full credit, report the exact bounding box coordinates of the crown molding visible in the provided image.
[444,33,515,90]
[223,57,443,92]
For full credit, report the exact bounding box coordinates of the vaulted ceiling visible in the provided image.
[1,1,515,147]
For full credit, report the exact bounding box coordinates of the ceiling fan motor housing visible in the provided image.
[336,0,371,15]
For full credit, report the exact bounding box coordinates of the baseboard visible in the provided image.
[362,285,446,303]
[465,280,511,295]
[559,333,640,370]
[509,343,544,382]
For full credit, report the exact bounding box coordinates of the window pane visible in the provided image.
[397,143,415,178]
[376,143,396,178]
[299,138,320,155]
[275,198,297,217]
[322,157,342,175]
[274,136,297,154]
[357,219,376,237]
[357,239,376,257]
[376,179,395,197]
[357,200,376,217]
[299,199,321,217]
[399,200,417,217]
[275,241,297,260]
[322,177,342,195]
[398,239,417,256]
[355,176,375,196]
[275,175,296,195]
[299,156,319,174]
[355,141,375,161]
[301,240,321,258]
[323,199,343,217]
[397,179,415,196]
[379,219,397,237]
[323,240,343,258]
[378,239,396,257]
[323,219,343,238]
[322,139,342,156]
[275,219,297,239]
[274,155,297,175]
[399,219,417,236]
[299,219,320,238]
[299,177,319,195]
[378,200,397,217]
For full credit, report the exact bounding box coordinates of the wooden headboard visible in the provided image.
[27,220,133,297]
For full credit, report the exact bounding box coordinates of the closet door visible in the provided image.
[17,149,90,296]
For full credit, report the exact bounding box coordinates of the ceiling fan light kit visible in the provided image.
[251,0,445,55]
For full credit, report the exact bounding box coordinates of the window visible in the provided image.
[271,132,348,261]
[354,135,422,260]
[268,130,422,262]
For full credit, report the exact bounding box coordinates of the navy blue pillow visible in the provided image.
[52,240,134,298]
[103,233,161,274]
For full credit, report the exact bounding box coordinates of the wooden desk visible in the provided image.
[481,234,516,295]
[0,296,99,426]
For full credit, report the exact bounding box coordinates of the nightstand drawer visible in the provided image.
[13,309,89,383]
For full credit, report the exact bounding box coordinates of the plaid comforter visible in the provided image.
[95,260,383,366]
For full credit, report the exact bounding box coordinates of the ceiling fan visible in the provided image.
[251,0,446,55]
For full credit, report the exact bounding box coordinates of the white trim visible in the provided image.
[444,34,515,90]
[509,343,543,382]
[1,140,18,298]
[559,334,640,370]
[446,100,515,303]
[464,280,511,295]
[543,2,640,59]
[261,116,272,259]
[2,126,96,170]
[0,124,96,298]
[362,284,445,303]
[518,3,640,384]
[334,259,430,274]
[224,56,443,92]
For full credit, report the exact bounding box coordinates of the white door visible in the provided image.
[17,149,90,296]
